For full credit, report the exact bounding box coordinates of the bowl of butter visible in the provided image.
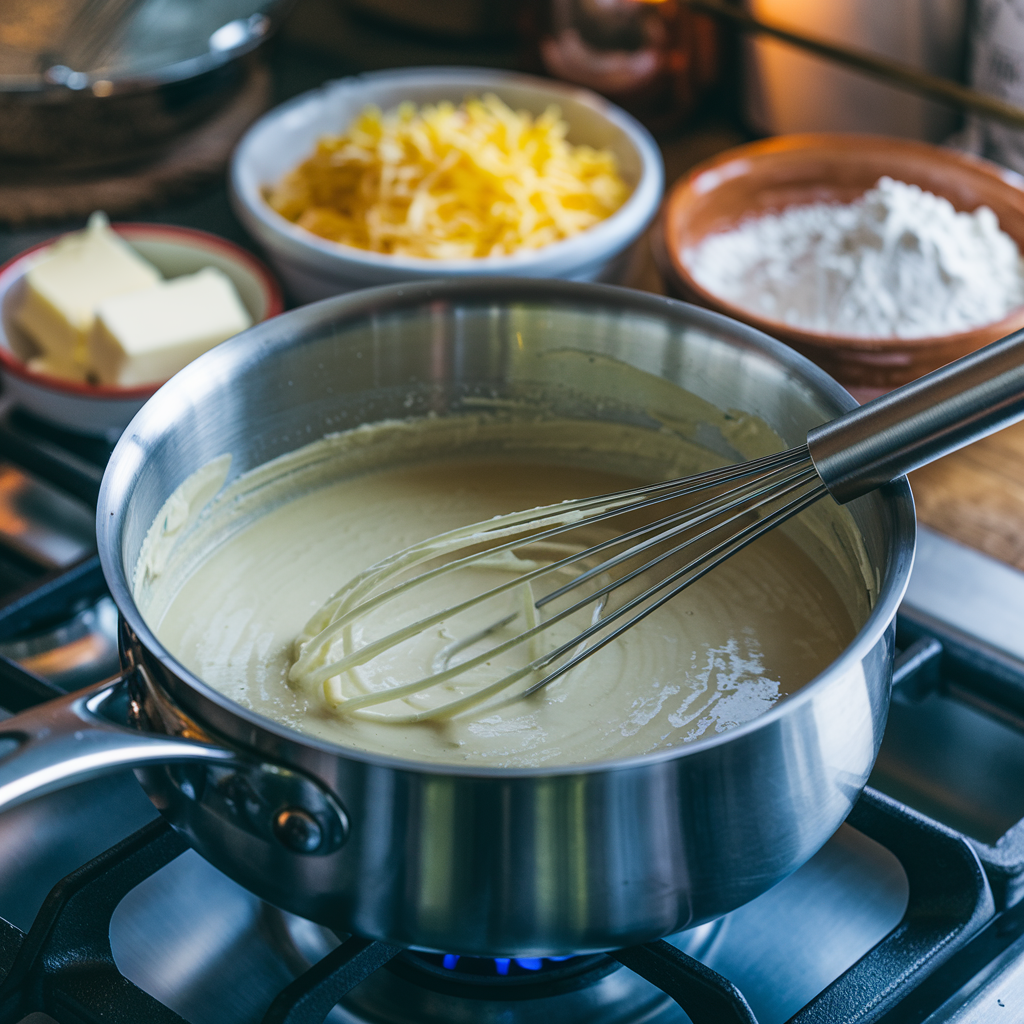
[0,214,283,438]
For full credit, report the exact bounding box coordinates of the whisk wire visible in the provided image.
[298,453,826,721]
[287,324,1024,724]
[293,446,809,667]
[500,481,829,709]
[535,462,821,610]
[350,473,828,724]
[434,472,828,721]
[295,453,816,690]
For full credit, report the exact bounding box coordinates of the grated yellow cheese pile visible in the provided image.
[264,94,631,259]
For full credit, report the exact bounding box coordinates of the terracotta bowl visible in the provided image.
[657,133,1024,393]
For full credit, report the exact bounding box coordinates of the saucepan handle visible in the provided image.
[0,673,237,812]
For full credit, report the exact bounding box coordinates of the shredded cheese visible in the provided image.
[264,94,631,259]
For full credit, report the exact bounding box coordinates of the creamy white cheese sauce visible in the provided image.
[140,416,869,768]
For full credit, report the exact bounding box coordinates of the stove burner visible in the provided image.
[262,909,728,1021]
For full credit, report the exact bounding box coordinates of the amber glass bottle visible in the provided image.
[536,0,721,133]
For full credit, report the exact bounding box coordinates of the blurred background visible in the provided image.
[4,0,1020,269]
[3,0,1024,564]
[0,0,1003,240]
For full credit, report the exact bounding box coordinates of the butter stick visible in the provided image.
[16,212,161,376]
[89,267,253,386]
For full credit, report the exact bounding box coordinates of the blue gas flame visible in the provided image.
[440,954,575,975]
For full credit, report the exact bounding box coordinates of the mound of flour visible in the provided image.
[685,177,1024,338]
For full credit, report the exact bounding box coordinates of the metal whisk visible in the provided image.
[290,330,1024,722]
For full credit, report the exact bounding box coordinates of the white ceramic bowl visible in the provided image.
[0,224,283,439]
[230,66,664,303]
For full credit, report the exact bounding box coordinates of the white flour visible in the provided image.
[685,177,1024,338]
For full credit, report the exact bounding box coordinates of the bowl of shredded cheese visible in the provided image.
[230,67,663,302]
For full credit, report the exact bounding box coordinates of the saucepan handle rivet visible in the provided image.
[273,806,323,853]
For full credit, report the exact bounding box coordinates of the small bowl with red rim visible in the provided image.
[0,223,283,439]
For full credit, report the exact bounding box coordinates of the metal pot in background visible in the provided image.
[0,0,293,175]
[743,0,968,141]
[0,280,914,957]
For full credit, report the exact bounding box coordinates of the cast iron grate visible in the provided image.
[876,607,1024,909]
[0,408,110,509]
[0,757,996,1024]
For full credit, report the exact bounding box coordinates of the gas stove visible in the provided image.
[1,399,1024,1024]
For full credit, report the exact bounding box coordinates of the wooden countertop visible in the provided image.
[910,423,1024,571]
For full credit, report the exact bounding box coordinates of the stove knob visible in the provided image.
[273,806,323,853]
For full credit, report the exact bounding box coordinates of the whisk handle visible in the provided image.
[807,327,1024,504]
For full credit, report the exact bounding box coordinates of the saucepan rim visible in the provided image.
[97,278,916,778]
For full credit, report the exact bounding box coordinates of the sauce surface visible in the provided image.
[142,417,867,768]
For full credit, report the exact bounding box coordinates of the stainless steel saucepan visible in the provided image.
[0,280,914,957]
